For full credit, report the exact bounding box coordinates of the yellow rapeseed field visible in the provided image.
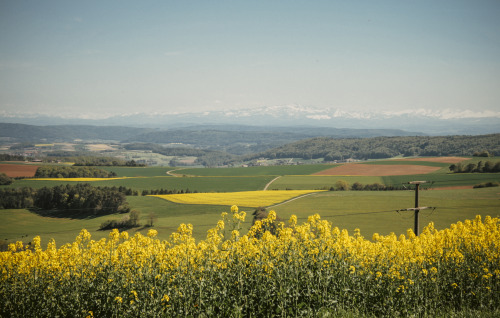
[1,207,499,317]
[149,190,324,207]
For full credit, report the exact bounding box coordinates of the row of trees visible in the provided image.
[318,180,406,191]
[0,154,25,161]
[473,181,499,188]
[34,166,117,178]
[449,161,500,173]
[141,188,197,196]
[0,187,36,209]
[72,157,145,167]
[351,182,405,191]
[0,184,128,214]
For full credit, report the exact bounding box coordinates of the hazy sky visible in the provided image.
[1,1,500,118]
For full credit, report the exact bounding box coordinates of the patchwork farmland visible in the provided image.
[1,156,500,316]
[1,156,498,243]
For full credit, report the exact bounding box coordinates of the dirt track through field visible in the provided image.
[314,164,441,176]
[0,163,39,177]
[264,176,281,190]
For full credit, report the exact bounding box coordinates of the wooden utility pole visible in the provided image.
[399,181,433,236]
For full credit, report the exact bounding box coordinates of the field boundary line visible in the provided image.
[167,168,186,177]
[266,192,319,208]
[264,176,281,190]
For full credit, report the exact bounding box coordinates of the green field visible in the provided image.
[382,173,500,188]
[177,164,335,176]
[1,158,499,246]
[11,175,275,192]
[270,187,500,237]
[99,166,173,177]
[268,175,384,190]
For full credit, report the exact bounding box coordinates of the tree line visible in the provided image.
[317,181,406,191]
[245,134,500,162]
[141,188,197,196]
[34,166,117,178]
[0,154,25,161]
[449,161,500,173]
[72,157,145,167]
[0,184,129,213]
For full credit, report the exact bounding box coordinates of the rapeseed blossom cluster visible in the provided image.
[1,211,499,317]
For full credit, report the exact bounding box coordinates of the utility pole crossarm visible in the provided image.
[408,181,429,185]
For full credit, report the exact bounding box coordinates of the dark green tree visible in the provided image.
[0,173,13,185]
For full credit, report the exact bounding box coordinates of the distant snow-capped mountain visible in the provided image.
[1,105,499,135]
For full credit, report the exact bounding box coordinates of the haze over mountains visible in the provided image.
[2,105,500,136]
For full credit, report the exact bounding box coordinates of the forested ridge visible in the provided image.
[0,123,153,142]
[247,134,500,161]
[122,134,500,166]
[1,122,423,157]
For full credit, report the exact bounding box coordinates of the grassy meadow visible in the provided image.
[177,164,336,176]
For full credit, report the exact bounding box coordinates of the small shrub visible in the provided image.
[473,181,500,189]
[99,210,141,230]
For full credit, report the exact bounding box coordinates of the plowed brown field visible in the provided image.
[0,164,39,177]
[394,156,468,164]
[430,186,473,190]
[314,164,441,176]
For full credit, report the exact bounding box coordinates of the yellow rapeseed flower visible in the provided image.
[149,190,324,207]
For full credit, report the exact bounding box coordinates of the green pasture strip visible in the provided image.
[177,164,336,176]
[0,197,248,245]
[7,175,275,193]
[382,173,500,188]
[269,175,383,190]
[360,160,450,167]
[271,187,500,238]
[99,166,173,177]
[0,208,121,246]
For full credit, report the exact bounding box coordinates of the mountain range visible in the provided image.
[1,105,500,136]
